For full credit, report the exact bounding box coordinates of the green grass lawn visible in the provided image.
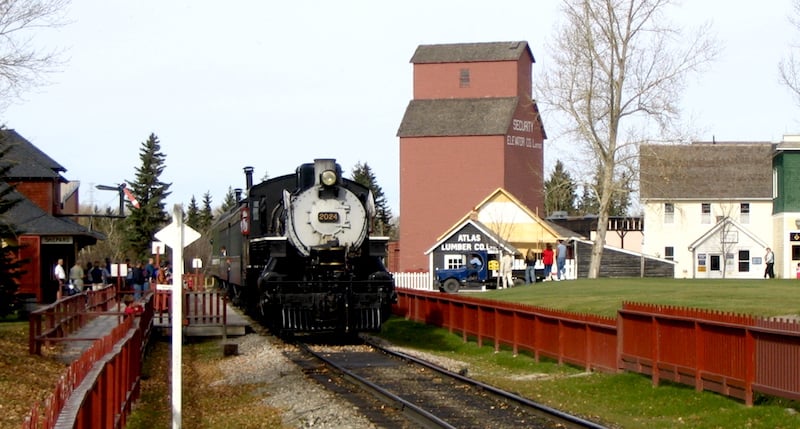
[475,277,800,318]
[383,278,800,428]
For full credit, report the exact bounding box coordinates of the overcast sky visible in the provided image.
[2,0,798,215]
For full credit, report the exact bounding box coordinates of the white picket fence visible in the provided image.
[392,272,435,291]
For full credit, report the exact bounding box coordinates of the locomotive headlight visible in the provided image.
[320,169,338,186]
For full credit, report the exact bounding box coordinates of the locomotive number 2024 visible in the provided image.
[317,212,340,223]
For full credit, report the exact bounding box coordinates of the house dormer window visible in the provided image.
[740,203,750,224]
[701,203,711,224]
[664,203,674,224]
[459,68,470,88]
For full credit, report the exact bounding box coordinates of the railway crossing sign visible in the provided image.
[155,218,201,249]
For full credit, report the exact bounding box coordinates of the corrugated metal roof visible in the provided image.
[397,97,518,137]
[639,142,774,199]
[411,41,533,64]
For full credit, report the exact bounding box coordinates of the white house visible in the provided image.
[640,142,774,279]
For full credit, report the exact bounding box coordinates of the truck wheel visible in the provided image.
[442,278,460,293]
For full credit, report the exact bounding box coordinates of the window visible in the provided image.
[664,246,674,261]
[444,255,465,270]
[740,203,750,224]
[773,168,778,199]
[793,245,800,261]
[664,203,674,224]
[459,68,470,88]
[701,203,711,224]
[738,250,750,272]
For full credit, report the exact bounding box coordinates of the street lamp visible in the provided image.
[96,183,127,216]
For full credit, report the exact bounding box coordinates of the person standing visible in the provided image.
[524,248,537,284]
[144,257,156,294]
[54,258,66,300]
[542,243,554,281]
[89,261,104,289]
[69,261,84,292]
[556,239,568,281]
[132,261,145,300]
[500,252,514,289]
[764,247,775,279]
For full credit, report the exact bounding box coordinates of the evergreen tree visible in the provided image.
[543,160,577,216]
[186,196,200,229]
[576,185,600,216]
[351,162,395,238]
[0,133,25,317]
[220,186,237,213]
[576,167,631,217]
[123,133,171,260]
[199,191,214,231]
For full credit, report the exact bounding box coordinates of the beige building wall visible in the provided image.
[643,199,772,278]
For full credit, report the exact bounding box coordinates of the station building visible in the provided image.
[1,130,102,303]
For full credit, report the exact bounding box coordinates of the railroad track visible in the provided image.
[284,334,607,429]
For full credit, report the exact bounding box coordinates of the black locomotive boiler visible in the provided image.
[208,159,396,334]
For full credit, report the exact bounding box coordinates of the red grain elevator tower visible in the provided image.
[396,41,546,272]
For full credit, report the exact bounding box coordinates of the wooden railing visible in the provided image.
[28,284,120,355]
[23,294,154,429]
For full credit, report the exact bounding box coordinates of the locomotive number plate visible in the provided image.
[317,212,340,223]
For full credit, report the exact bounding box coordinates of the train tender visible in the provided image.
[208,159,396,334]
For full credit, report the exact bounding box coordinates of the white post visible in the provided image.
[172,204,183,429]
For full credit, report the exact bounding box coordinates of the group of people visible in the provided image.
[525,239,568,283]
[54,258,112,299]
[126,257,173,301]
[54,257,173,301]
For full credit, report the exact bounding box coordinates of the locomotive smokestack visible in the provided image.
[244,166,254,190]
[234,188,242,202]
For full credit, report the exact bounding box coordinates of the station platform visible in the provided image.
[56,291,249,364]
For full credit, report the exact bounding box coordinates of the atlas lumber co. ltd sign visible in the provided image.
[439,233,499,253]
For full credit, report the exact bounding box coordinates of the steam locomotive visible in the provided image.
[208,159,396,335]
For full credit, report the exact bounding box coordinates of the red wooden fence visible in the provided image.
[395,289,800,405]
[395,289,618,372]
[23,294,154,429]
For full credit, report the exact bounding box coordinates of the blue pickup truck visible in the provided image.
[434,251,543,293]
[435,251,512,293]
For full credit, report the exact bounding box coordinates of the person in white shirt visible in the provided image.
[764,247,775,279]
[54,258,66,300]
[500,253,514,289]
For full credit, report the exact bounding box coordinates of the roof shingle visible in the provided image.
[397,97,518,137]
[410,41,533,64]
[639,142,774,200]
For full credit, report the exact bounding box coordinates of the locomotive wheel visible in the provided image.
[442,278,460,293]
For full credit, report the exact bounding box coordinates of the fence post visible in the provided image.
[652,314,660,386]
[744,327,755,406]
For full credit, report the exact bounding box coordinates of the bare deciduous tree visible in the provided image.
[538,0,718,278]
[0,0,70,104]
[780,0,800,104]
